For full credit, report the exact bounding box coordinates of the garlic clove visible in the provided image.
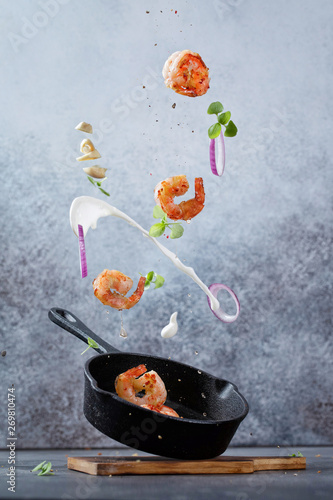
[76,150,101,161]
[75,121,93,134]
[83,166,107,179]
[80,138,95,154]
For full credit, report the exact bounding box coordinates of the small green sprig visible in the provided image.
[87,176,110,197]
[31,461,54,476]
[144,271,165,290]
[149,206,184,239]
[288,451,304,457]
[81,337,99,355]
[207,101,238,139]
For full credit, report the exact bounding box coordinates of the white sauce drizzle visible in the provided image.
[161,312,178,339]
[69,196,220,311]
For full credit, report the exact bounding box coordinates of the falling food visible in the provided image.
[162,50,210,97]
[161,312,178,338]
[75,121,93,134]
[83,166,107,179]
[80,138,96,154]
[76,149,101,161]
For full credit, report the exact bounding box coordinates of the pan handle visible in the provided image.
[48,308,120,354]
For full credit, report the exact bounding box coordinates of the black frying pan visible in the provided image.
[48,308,249,460]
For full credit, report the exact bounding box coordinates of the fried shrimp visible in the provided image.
[162,50,210,97]
[154,175,205,221]
[140,404,180,417]
[92,269,145,310]
[115,364,167,407]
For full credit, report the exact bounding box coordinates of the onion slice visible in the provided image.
[78,224,87,278]
[209,132,225,176]
[207,283,240,323]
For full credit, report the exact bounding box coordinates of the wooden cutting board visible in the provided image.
[68,455,306,475]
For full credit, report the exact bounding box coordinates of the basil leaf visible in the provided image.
[207,101,223,115]
[170,224,184,239]
[32,461,46,472]
[87,337,99,349]
[153,205,166,219]
[224,120,238,137]
[208,123,222,139]
[149,223,165,237]
[99,188,110,196]
[154,275,165,289]
[146,271,155,282]
[218,111,231,125]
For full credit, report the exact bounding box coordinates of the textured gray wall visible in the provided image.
[1,0,332,449]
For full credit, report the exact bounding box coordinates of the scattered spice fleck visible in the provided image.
[315,454,321,457]
[318,471,321,473]
[132,453,138,456]
[146,11,149,14]
[294,473,298,476]
[201,392,206,398]
[178,379,181,382]
[194,350,198,355]
[143,85,146,88]
[175,10,177,14]
[109,474,112,477]
[1,350,6,357]
[172,103,176,109]
[154,43,157,46]
[136,459,141,462]
[158,435,162,439]
[97,452,102,456]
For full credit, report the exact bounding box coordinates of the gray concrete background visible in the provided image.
[0,0,332,449]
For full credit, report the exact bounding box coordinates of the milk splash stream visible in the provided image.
[70,196,239,320]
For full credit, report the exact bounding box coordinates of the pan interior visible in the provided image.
[87,353,248,422]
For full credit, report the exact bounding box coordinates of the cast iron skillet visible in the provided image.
[48,307,249,460]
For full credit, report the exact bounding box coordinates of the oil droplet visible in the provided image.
[119,327,127,338]
[119,311,128,338]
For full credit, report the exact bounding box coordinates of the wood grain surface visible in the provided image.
[67,455,306,475]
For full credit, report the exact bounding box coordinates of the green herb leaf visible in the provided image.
[170,224,184,239]
[153,205,166,219]
[146,271,155,282]
[144,280,151,290]
[81,337,99,355]
[99,188,110,196]
[154,275,165,289]
[218,111,231,125]
[88,337,99,349]
[224,120,238,137]
[207,101,223,115]
[149,222,166,237]
[32,461,46,472]
[208,123,222,139]
[87,176,95,185]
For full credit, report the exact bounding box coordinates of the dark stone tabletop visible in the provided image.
[1,446,332,500]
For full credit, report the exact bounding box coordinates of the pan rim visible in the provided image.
[83,352,249,424]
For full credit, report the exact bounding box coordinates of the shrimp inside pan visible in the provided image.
[141,404,180,418]
[92,269,145,310]
[154,175,205,221]
[162,50,210,97]
[115,364,167,407]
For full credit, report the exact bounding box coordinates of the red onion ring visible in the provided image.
[207,283,240,323]
[209,132,225,176]
[78,224,87,278]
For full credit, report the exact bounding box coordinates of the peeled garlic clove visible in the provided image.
[76,150,101,161]
[75,121,93,134]
[83,166,107,179]
[80,138,95,154]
